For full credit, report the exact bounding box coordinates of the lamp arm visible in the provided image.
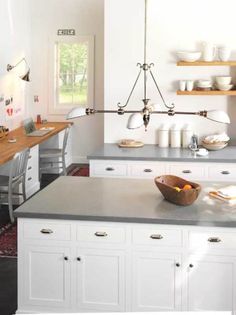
[7,57,29,72]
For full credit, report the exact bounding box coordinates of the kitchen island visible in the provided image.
[15,176,236,313]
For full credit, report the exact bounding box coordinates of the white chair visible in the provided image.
[39,126,70,178]
[0,148,30,223]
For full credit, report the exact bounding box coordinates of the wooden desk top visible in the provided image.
[0,122,72,165]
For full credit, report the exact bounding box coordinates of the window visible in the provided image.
[49,36,94,115]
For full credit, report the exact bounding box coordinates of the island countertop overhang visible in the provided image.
[14,176,236,228]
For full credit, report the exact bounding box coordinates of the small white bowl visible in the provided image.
[202,141,228,151]
[177,51,202,62]
[215,76,232,85]
[216,84,234,91]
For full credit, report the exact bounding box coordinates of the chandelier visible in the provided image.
[67,0,230,129]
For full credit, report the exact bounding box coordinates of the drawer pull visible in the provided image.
[150,234,163,240]
[27,166,32,171]
[182,170,192,174]
[208,237,221,243]
[189,264,194,268]
[28,177,32,181]
[77,257,81,261]
[176,263,180,267]
[95,231,108,237]
[40,228,53,234]
[29,155,32,159]
[64,256,69,261]
[144,169,153,173]
[221,171,230,175]
[105,167,115,172]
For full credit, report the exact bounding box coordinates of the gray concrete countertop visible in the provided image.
[87,144,236,163]
[14,176,236,227]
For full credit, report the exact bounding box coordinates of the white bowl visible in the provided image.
[215,76,232,85]
[197,80,212,88]
[216,84,234,91]
[202,141,228,151]
[177,51,202,62]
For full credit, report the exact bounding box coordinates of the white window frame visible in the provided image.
[48,35,94,115]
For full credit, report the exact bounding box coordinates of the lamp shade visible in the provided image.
[127,113,144,129]
[20,70,30,82]
[66,107,86,120]
[206,110,230,124]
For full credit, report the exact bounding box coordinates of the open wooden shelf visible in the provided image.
[177,61,236,66]
[177,90,236,96]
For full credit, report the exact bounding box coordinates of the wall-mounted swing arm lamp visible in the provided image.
[66,0,230,129]
[7,57,30,82]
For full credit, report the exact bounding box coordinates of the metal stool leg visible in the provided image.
[8,187,14,223]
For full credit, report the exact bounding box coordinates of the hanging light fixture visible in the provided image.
[7,57,30,82]
[66,0,230,129]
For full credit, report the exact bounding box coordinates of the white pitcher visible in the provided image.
[202,42,217,62]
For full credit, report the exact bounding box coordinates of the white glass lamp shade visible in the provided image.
[127,113,144,129]
[206,110,230,124]
[66,107,86,120]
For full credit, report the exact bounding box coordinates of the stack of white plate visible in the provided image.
[196,80,212,90]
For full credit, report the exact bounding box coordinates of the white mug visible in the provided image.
[218,46,231,62]
[186,80,194,91]
[202,42,217,62]
[179,80,186,91]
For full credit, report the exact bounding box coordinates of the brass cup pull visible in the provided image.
[208,237,221,243]
[40,228,53,234]
[105,167,115,171]
[150,234,163,240]
[144,169,153,173]
[95,232,108,237]
[182,170,192,174]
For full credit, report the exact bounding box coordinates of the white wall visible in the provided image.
[104,0,236,144]
[0,0,30,130]
[29,0,104,163]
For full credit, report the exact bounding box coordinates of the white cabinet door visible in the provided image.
[22,245,71,309]
[75,248,125,311]
[132,251,182,311]
[187,255,236,311]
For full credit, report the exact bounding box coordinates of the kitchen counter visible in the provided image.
[14,176,236,227]
[88,143,236,163]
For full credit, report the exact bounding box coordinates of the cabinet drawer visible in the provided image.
[169,164,206,180]
[130,163,166,178]
[208,165,236,181]
[189,231,236,250]
[91,163,128,177]
[23,221,71,241]
[132,228,182,247]
[77,225,125,243]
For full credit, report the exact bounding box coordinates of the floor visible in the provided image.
[0,166,83,315]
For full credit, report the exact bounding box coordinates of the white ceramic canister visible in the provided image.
[182,124,193,148]
[170,124,181,148]
[158,124,169,148]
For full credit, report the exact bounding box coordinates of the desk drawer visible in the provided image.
[189,230,236,250]
[169,163,206,180]
[132,228,182,247]
[208,164,236,181]
[91,162,128,177]
[23,221,71,241]
[130,163,166,178]
[77,225,126,243]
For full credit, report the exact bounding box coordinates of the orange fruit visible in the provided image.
[183,184,192,190]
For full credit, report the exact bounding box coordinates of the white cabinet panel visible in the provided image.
[76,248,125,311]
[90,161,128,177]
[187,255,236,311]
[77,225,125,243]
[208,164,236,181]
[168,163,207,180]
[132,251,182,311]
[26,145,40,198]
[23,245,71,308]
[129,163,166,178]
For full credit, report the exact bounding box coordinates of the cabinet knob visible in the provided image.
[176,263,180,267]
[189,264,194,268]
[95,231,108,237]
[27,166,32,171]
[77,257,81,261]
[150,234,163,240]
[208,237,221,243]
[182,170,192,174]
[40,228,53,234]
[28,177,32,181]
[64,256,69,261]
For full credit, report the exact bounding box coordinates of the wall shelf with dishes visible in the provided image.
[177,61,236,66]
[177,90,236,96]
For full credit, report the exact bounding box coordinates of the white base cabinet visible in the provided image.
[17,219,236,313]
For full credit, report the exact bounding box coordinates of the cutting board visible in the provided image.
[118,141,144,148]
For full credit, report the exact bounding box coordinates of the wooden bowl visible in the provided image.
[154,175,201,206]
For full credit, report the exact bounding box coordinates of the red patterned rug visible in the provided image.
[0,223,17,257]
[68,166,89,177]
